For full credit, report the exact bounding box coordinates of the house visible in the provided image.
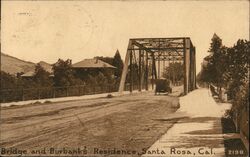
[72,58,115,69]
[21,58,116,84]
[72,58,116,80]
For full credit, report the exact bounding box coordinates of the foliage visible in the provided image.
[232,82,249,111]
[33,63,52,87]
[199,35,249,90]
[96,50,124,81]
[86,74,97,85]
[226,40,249,99]
[0,71,35,89]
[202,36,249,91]
[95,56,114,65]
[204,34,228,88]
[52,59,75,87]
[96,72,108,85]
[113,50,124,79]
[163,62,183,83]
[199,34,249,133]
[0,71,17,89]
[102,69,116,84]
[1,51,123,102]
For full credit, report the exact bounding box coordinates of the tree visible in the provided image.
[0,71,17,89]
[209,33,223,55]
[52,59,75,87]
[86,74,97,86]
[227,39,249,99]
[205,33,228,90]
[95,50,124,82]
[226,40,249,132]
[33,63,52,87]
[163,62,184,84]
[96,72,108,85]
[198,37,249,132]
[0,71,33,89]
[113,50,124,79]
[95,56,114,65]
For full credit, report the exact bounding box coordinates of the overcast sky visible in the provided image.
[2,1,249,73]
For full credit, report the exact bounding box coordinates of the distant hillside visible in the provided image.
[21,61,53,77]
[1,53,36,75]
[37,61,53,73]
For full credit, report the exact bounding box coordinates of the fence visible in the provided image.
[234,106,249,140]
[210,84,219,96]
[0,84,132,103]
[239,108,249,139]
[209,84,249,139]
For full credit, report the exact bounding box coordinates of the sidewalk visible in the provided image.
[142,88,232,157]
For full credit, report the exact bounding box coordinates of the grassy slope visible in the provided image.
[1,53,36,75]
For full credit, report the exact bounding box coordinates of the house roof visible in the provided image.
[72,58,116,69]
[21,71,35,77]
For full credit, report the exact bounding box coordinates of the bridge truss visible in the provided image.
[119,37,196,95]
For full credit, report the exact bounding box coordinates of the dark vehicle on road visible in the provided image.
[155,79,172,95]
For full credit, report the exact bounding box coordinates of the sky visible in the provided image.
[1,0,249,74]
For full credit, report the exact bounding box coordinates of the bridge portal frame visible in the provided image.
[119,37,196,95]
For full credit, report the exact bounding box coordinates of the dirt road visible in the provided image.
[0,90,180,156]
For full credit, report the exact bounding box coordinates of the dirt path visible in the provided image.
[0,90,180,156]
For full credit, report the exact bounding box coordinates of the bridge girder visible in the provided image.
[119,37,196,95]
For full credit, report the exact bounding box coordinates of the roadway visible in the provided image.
[0,87,182,156]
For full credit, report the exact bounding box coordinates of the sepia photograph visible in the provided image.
[0,0,249,157]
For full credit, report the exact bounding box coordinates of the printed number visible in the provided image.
[228,150,244,155]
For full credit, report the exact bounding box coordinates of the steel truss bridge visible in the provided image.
[119,37,196,95]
